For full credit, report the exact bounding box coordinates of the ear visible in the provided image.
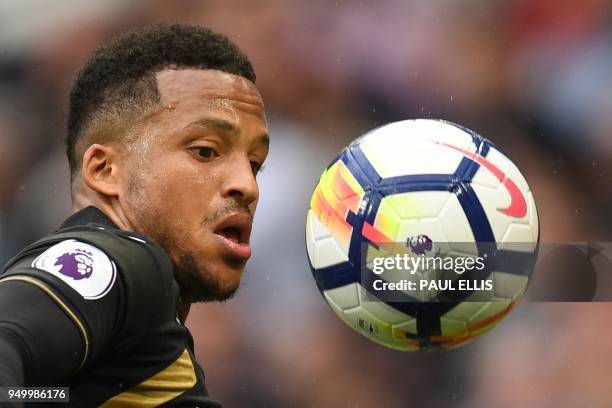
[81,143,122,197]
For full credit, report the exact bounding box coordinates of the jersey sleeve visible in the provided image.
[0,226,178,381]
[0,279,85,386]
[0,238,124,378]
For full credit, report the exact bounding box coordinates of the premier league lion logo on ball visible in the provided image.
[407,235,433,255]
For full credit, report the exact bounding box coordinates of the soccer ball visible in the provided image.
[305,119,539,351]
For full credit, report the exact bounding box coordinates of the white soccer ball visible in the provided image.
[305,119,539,350]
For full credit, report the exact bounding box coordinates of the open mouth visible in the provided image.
[217,226,242,244]
[213,213,253,261]
[214,213,252,245]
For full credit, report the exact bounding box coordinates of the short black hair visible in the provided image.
[66,23,256,177]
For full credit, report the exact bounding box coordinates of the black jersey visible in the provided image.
[0,206,222,407]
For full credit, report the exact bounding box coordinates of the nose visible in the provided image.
[220,155,259,206]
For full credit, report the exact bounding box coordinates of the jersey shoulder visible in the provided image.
[1,223,180,358]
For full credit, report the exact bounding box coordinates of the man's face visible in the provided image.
[122,69,269,302]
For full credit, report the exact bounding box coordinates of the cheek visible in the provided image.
[129,156,219,231]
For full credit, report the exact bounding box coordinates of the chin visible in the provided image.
[199,272,242,302]
[174,252,245,303]
[213,265,245,294]
[212,279,241,301]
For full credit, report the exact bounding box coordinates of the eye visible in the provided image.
[251,161,265,175]
[191,146,219,160]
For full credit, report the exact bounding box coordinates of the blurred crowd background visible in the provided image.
[1,0,611,407]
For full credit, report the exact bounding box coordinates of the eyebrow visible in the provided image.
[186,118,240,135]
[186,117,269,147]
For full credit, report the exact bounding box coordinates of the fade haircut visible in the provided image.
[66,23,256,179]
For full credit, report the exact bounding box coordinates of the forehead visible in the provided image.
[154,69,266,123]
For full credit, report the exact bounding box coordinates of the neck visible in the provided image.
[72,188,136,232]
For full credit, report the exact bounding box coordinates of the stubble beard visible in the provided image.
[136,217,243,304]
[127,180,246,303]
[168,247,240,304]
